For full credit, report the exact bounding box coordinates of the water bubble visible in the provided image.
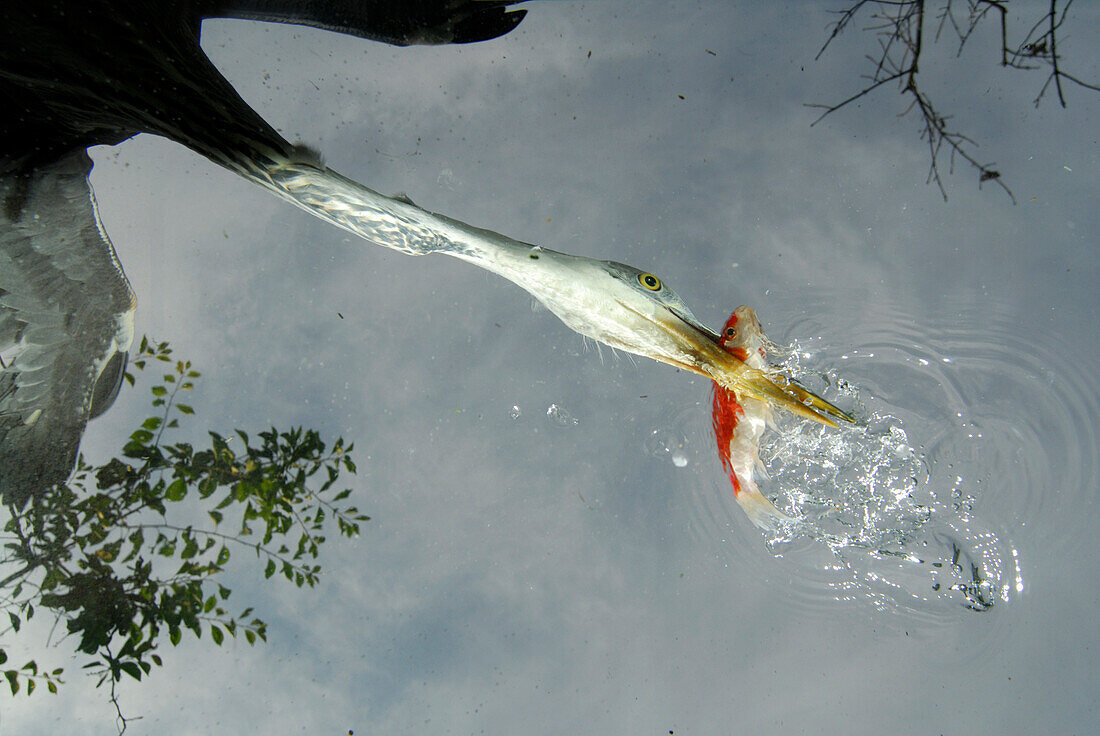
[645,427,690,468]
[545,403,578,427]
[436,167,459,190]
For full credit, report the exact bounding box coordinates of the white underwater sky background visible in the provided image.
[4,2,1099,734]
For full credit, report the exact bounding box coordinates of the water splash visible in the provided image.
[685,299,1098,622]
[757,406,1014,614]
[762,335,1031,615]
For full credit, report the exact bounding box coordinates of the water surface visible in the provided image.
[7,3,1098,734]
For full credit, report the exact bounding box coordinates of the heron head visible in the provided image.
[496,249,848,426]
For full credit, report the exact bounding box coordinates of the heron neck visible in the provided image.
[257,160,540,269]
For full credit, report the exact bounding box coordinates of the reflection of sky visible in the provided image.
[7,3,1099,733]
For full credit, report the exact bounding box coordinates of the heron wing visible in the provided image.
[0,150,135,507]
[199,0,527,46]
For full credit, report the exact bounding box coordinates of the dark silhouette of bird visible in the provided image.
[1,1,527,507]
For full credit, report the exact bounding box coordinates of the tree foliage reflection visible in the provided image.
[1,338,366,731]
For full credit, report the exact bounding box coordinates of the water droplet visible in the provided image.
[546,403,578,427]
[509,405,522,419]
[645,427,689,467]
[436,167,459,190]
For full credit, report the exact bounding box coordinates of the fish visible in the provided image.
[711,306,796,530]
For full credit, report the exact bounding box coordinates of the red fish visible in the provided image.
[711,306,795,529]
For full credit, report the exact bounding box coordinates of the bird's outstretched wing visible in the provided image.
[0,150,135,508]
[199,0,527,46]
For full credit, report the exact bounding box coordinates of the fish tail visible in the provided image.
[734,483,796,531]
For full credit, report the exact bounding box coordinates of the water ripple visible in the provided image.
[683,296,1099,627]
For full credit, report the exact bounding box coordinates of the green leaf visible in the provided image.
[165,479,187,502]
[130,429,154,444]
[198,477,217,498]
[0,335,363,704]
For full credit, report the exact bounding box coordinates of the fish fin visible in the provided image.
[754,454,769,480]
[735,488,796,531]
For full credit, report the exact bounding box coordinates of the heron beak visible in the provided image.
[655,307,855,428]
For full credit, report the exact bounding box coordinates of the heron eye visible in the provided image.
[725,327,737,337]
[639,273,662,291]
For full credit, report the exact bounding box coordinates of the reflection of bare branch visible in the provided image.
[811,0,1098,202]
[1015,0,1100,107]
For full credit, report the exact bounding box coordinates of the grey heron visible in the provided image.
[1,1,850,507]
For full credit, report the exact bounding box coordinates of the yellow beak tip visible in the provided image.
[742,372,856,428]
